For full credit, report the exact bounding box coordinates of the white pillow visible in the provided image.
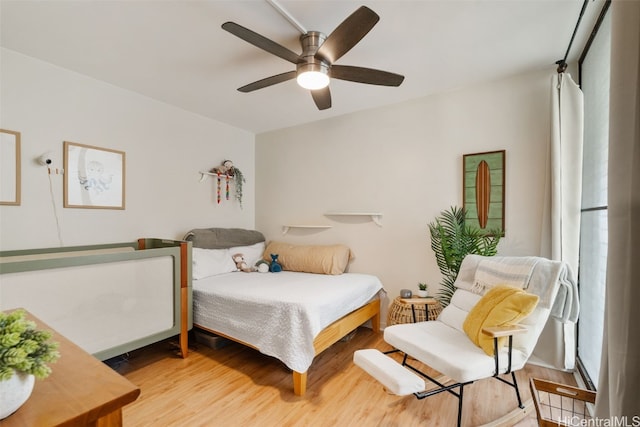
[228,242,265,268]
[192,247,237,280]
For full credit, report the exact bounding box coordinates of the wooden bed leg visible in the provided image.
[372,311,381,333]
[293,371,307,396]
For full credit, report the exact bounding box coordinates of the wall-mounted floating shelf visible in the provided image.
[281,225,332,235]
[198,171,233,183]
[323,211,383,227]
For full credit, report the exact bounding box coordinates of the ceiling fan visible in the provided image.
[222,4,405,110]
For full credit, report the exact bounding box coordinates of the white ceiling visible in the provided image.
[1,0,603,134]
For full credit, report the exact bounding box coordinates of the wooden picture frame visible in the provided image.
[63,141,125,209]
[0,129,21,206]
[463,150,505,235]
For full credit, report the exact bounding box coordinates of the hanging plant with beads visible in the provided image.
[210,160,245,207]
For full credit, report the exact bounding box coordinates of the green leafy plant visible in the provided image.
[418,283,428,291]
[428,206,501,307]
[0,309,60,381]
[232,167,245,207]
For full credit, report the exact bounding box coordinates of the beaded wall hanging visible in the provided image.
[208,159,245,207]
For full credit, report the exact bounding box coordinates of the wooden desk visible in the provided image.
[0,310,140,427]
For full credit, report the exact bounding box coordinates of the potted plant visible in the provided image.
[428,206,501,307]
[0,309,60,419]
[417,283,429,298]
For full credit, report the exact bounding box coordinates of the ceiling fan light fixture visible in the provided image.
[297,71,329,90]
[296,62,329,90]
[223,6,402,109]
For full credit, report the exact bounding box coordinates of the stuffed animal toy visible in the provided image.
[210,159,236,176]
[269,253,282,273]
[255,259,270,273]
[232,253,252,272]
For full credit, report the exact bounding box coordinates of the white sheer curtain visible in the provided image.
[533,72,583,371]
[595,0,640,418]
[549,72,584,278]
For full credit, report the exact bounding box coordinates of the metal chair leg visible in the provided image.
[512,371,524,409]
[457,384,464,427]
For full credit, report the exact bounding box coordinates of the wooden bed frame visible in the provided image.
[195,297,380,396]
[185,227,382,396]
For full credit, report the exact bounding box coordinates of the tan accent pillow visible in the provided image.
[263,241,353,275]
[463,285,539,356]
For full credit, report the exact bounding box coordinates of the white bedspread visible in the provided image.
[193,271,384,373]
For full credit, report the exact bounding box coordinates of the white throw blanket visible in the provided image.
[456,254,579,323]
[472,256,540,293]
[526,259,579,323]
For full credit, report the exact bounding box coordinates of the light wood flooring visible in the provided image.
[111,327,575,426]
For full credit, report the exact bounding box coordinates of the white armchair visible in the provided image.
[354,255,578,426]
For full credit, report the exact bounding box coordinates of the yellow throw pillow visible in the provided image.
[463,285,539,356]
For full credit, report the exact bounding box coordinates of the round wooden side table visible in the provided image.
[387,296,443,326]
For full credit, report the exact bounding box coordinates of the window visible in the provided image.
[577,5,611,389]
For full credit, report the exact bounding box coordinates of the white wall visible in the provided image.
[0,48,255,250]
[256,69,552,316]
[1,46,554,323]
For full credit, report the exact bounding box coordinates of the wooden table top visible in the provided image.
[1,309,140,427]
[398,297,439,305]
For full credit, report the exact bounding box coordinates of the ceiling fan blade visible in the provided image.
[315,6,379,64]
[222,22,300,64]
[311,87,331,110]
[331,65,404,86]
[238,71,296,92]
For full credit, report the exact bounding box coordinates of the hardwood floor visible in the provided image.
[111,327,575,426]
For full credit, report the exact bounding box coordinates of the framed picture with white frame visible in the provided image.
[63,141,125,209]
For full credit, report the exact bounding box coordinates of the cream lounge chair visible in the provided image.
[354,254,578,426]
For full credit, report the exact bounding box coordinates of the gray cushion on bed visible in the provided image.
[184,228,265,249]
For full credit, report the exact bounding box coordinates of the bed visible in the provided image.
[185,228,384,396]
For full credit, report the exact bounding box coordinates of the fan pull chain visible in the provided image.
[226,175,230,200]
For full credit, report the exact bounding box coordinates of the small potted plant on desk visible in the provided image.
[0,309,60,419]
[417,283,429,298]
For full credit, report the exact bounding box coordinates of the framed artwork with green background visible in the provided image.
[463,150,505,235]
